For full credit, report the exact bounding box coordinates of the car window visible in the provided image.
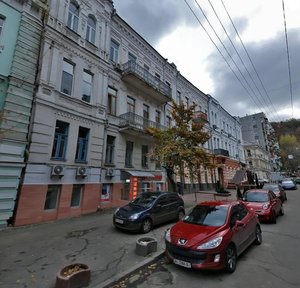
[131,194,158,207]
[156,195,168,206]
[269,191,276,200]
[244,191,269,202]
[184,205,228,226]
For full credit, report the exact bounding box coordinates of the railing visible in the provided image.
[119,112,166,131]
[193,111,208,122]
[213,148,229,157]
[122,61,172,97]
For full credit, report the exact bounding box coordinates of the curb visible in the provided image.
[98,251,166,288]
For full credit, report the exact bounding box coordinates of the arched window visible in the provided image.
[67,2,79,32]
[86,16,96,44]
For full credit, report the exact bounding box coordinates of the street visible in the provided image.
[118,188,300,288]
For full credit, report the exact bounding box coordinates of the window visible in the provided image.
[44,185,60,210]
[105,135,115,164]
[176,91,181,104]
[61,59,74,95]
[166,115,171,128]
[143,104,149,119]
[110,39,119,62]
[142,145,148,168]
[125,141,134,167]
[75,127,89,162]
[185,97,189,108]
[155,73,160,80]
[82,70,92,102]
[108,87,117,115]
[67,2,79,32]
[71,185,83,207]
[127,96,135,113]
[155,110,161,124]
[51,121,69,160]
[86,16,96,44]
[128,52,136,63]
[0,15,5,37]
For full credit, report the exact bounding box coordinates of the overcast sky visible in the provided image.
[113,0,300,122]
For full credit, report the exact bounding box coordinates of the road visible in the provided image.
[124,188,300,288]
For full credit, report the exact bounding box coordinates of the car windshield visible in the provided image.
[183,205,228,226]
[282,181,293,184]
[131,194,158,208]
[244,191,269,202]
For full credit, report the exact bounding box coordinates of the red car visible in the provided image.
[165,200,262,273]
[242,189,284,223]
[263,184,287,202]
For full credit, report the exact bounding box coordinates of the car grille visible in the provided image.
[166,242,207,264]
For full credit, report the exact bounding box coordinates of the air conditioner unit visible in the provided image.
[76,166,87,177]
[51,165,65,177]
[106,168,115,177]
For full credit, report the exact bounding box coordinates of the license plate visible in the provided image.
[115,218,124,224]
[173,258,191,268]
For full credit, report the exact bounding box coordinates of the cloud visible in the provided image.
[113,0,199,45]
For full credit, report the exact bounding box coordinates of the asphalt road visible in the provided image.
[122,188,300,288]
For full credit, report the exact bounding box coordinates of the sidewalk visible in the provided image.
[0,190,236,288]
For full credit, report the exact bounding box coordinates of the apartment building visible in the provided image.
[13,0,211,226]
[208,95,245,189]
[0,0,45,228]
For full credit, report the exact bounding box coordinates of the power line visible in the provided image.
[220,0,285,122]
[281,0,294,119]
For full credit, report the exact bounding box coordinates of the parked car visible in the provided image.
[280,179,297,190]
[113,191,185,233]
[263,184,287,202]
[294,178,300,184]
[165,200,262,273]
[242,189,284,223]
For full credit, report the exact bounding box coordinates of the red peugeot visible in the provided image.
[165,200,262,273]
[242,189,284,223]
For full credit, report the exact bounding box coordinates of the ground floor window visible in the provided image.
[71,184,83,207]
[44,185,61,210]
[101,184,112,202]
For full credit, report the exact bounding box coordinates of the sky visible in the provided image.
[113,0,300,123]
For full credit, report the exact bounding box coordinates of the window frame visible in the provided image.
[108,86,117,115]
[67,2,79,32]
[61,59,74,96]
[110,39,119,62]
[127,96,135,113]
[0,15,5,38]
[44,185,61,210]
[105,135,115,165]
[86,15,96,44]
[71,184,83,207]
[75,127,89,162]
[82,70,93,102]
[141,145,148,168]
[125,140,134,167]
[51,120,69,161]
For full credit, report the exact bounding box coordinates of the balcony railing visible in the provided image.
[193,111,208,123]
[213,148,229,157]
[122,61,172,101]
[119,112,166,133]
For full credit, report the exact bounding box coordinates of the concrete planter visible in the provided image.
[135,237,158,256]
[55,263,90,288]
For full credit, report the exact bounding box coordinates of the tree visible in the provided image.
[279,134,299,175]
[147,101,213,193]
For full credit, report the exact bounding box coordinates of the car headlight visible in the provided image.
[129,213,140,220]
[165,228,171,242]
[114,208,120,215]
[262,203,270,210]
[197,236,223,250]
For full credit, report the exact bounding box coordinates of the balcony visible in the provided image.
[213,149,229,157]
[119,112,166,137]
[192,111,208,123]
[122,61,172,104]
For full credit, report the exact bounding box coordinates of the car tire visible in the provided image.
[141,218,152,234]
[254,225,262,245]
[279,205,284,216]
[177,210,185,221]
[225,244,237,273]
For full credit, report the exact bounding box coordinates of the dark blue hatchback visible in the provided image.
[113,192,185,233]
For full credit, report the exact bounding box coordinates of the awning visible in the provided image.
[121,170,155,179]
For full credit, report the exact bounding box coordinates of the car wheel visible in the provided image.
[254,225,262,245]
[141,218,152,234]
[225,244,237,273]
[177,210,185,221]
[279,205,284,216]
